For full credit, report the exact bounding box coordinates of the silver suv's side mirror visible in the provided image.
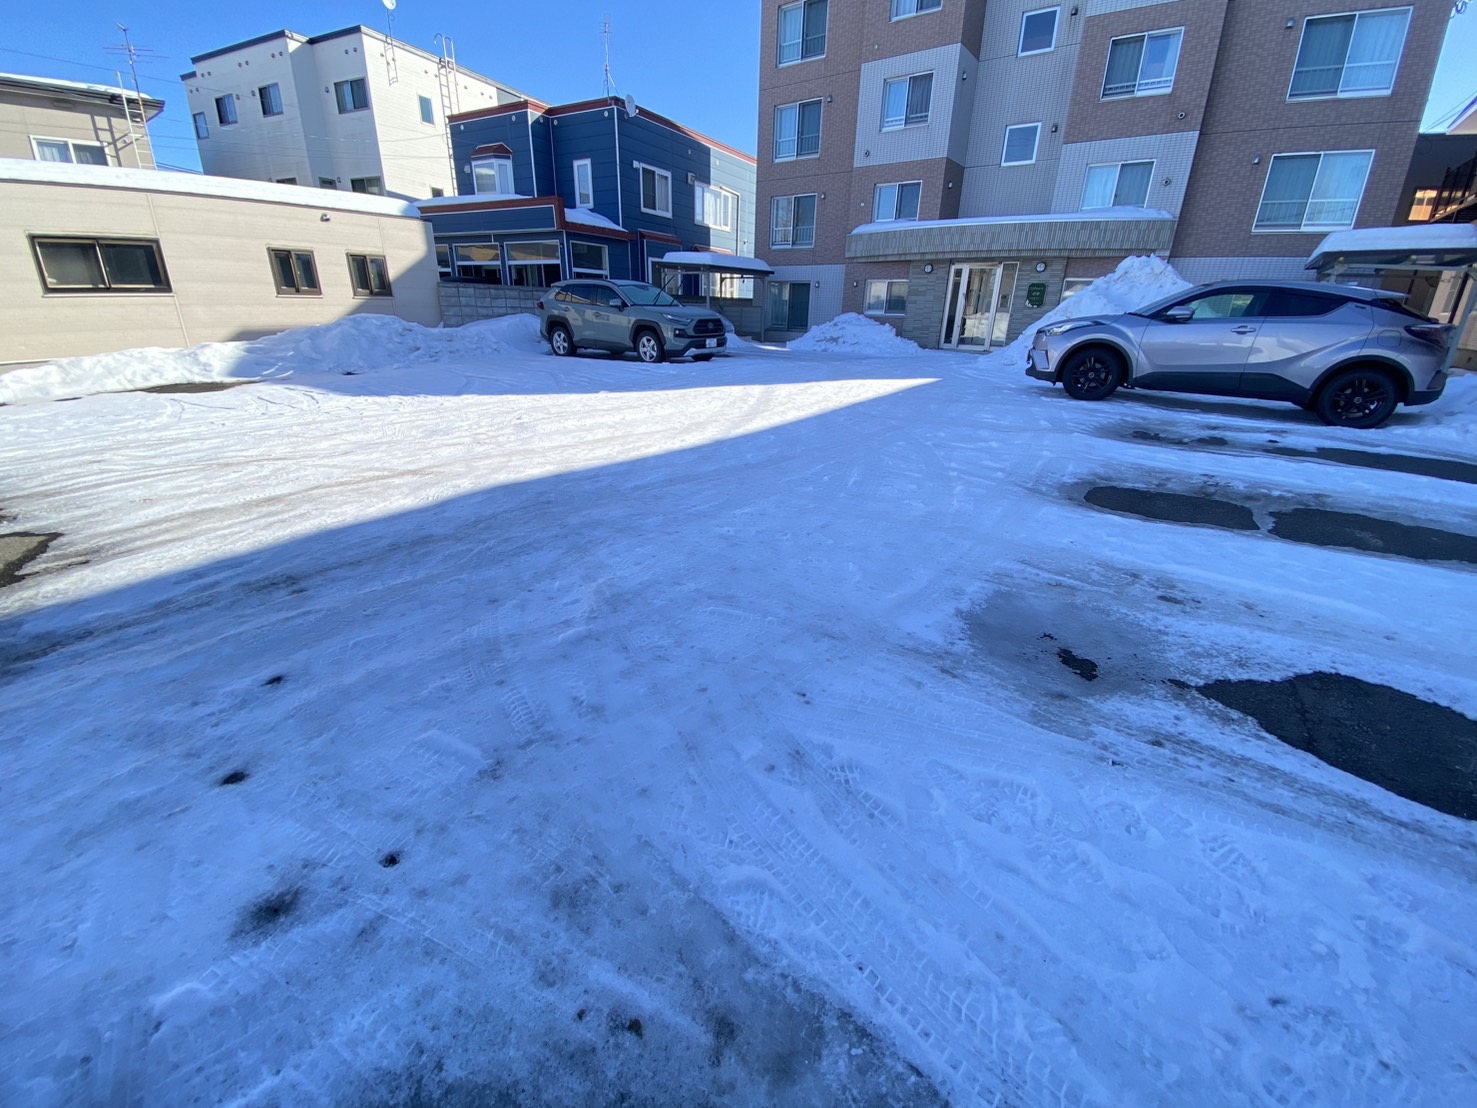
[1163,304,1195,323]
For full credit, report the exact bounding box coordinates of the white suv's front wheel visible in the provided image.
[635,330,666,364]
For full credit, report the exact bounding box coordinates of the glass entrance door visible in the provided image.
[941,264,1002,350]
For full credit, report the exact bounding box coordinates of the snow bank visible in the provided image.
[0,314,548,405]
[996,255,1191,366]
[788,313,922,356]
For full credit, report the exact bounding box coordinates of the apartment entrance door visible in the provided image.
[941,263,1002,350]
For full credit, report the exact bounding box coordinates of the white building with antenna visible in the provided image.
[180,24,527,200]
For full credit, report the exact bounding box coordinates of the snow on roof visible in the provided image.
[0,159,420,217]
[0,71,164,111]
[851,207,1176,236]
[1309,225,1477,260]
[563,207,625,232]
[651,251,774,275]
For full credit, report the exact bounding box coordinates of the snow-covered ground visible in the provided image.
[4,264,1477,1107]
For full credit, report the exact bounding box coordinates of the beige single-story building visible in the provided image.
[1,159,440,365]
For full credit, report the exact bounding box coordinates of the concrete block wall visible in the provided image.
[439,283,544,326]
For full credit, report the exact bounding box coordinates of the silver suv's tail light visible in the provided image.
[1405,323,1452,347]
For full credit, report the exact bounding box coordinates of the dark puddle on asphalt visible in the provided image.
[1086,486,1477,566]
[136,381,249,394]
[1195,672,1477,821]
[1,531,61,588]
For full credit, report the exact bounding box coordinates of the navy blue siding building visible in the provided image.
[421,96,757,292]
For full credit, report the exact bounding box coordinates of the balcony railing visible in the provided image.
[1431,152,1477,223]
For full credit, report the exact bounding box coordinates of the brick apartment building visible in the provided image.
[755,0,1449,347]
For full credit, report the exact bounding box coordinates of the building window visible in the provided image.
[319,177,338,189]
[571,241,609,278]
[453,243,503,283]
[507,241,562,286]
[770,193,818,248]
[1061,277,1094,302]
[31,236,170,293]
[774,99,822,161]
[1102,29,1183,98]
[1408,187,1437,222]
[778,0,828,65]
[269,249,320,295]
[872,181,921,222]
[436,243,452,279]
[891,0,941,19]
[864,279,908,316]
[573,159,593,208]
[350,176,384,195]
[335,78,369,114]
[1254,151,1374,232]
[1018,7,1060,56]
[259,83,283,116]
[769,281,811,329]
[1081,160,1154,209]
[695,183,736,230]
[639,164,672,216]
[215,95,238,125]
[274,177,298,185]
[31,137,107,165]
[429,186,444,198]
[348,253,392,296]
[882,73,933,130]
[419,95,435,124]
[472,155,515,196]
[1001,123,1041,166]
[1289,7,1411,100]
[472,156,514,195]
[193,112,209,140]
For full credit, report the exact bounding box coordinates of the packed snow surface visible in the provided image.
[3,266,1476,1107]
[788,312,922,355]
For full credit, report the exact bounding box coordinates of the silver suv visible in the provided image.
[1025,281,1453,428]
[537,280,728,363]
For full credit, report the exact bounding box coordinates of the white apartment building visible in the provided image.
[181,25,526,201]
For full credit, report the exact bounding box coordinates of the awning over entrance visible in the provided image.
[649,251,774,276]
[846,209,1177,261]
[1304,224,1477,274]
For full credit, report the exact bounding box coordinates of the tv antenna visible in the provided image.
[602,18,620,97]
[106,24,162,164]
[382,0,400,85]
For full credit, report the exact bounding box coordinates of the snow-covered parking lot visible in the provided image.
[3,267,1477,1106]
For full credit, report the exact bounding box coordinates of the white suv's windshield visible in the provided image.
[617,282,681,307]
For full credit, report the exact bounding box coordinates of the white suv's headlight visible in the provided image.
[1040,320,1097,337]
[660,313,688,325]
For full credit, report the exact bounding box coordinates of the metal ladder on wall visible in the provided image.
[434,34,461,190]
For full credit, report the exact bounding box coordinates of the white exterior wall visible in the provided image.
[854,44,975,169]
[185,28,519,200]
[1050,130,1200,215]
[1,176,439,364]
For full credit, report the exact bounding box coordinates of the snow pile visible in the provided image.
[996,254,1192,366]
[0,313,547,405]
[788,313,921,356]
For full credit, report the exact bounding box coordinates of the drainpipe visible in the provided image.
[613,102,627,275]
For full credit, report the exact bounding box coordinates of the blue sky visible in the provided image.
[2,1,1473,173]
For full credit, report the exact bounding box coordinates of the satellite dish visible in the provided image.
[623,93,638,118]
[383,0,397,10]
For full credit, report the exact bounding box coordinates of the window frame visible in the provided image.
[1100,28,1184,100]
[770,192,818,249]
[1018,7,1060,56]
[777,0,828,67]
[637,162,673,217]
[192,112,209,140]
[773,98,823,162]
[891,0,942,21]
[347,253,392,297]
[349,176,384,196]
[769,281,812,329]
[471,155,515,196]
[695,182,737,231]
[30,235,172,294]
[573,158,594,208]
[29,136,107,165]
[319,177,338,190]
[881,72,934,131]
[505,239,563,287]
[1252,149,1375,233]
[872,181,922,223]
[259,83,283,117]
[334,77,369,114]
[419,95,435,125]
[451,242,504,284]
[570,240,610,278]
[1080,159,1156,210]
[1001,123,1041,167]
[863,279,909,316]
[268,248,321,296]
[1287,7,1412,102]
[215,94,238,126]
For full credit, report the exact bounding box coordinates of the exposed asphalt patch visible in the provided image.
[1056,646,1099,682]
[1196,672,1477,820]
[1265,446,1477,486]
[1,531,61,588]
[1270,509,1477,566]
[136,381,250,394]
[1084,486,1258,531]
